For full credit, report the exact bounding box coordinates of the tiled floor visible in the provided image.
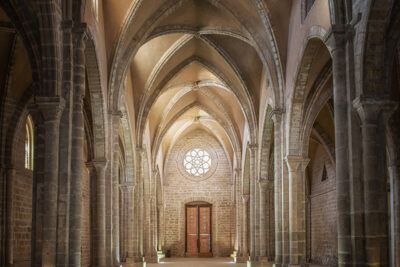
[147,257,247,267]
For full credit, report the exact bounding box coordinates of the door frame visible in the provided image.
[185,201,213,257]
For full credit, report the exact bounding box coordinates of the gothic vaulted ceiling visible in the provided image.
[104,0,292,164]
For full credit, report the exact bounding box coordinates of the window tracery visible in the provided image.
[183,148,211,176]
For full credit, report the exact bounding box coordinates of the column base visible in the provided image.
[250,262,274,267]
[121,263,145,267]
[144,256,158,264]
[121,255,145,266]
[235,255,249,263]
[231,250,238,258]
[157,250,165,260]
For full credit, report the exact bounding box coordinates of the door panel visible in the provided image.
[186,206,198,256]
[199,206,211,255]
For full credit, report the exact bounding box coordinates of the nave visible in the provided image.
[0,0,400,267]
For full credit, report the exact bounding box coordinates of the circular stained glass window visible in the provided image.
[183,148,212,176]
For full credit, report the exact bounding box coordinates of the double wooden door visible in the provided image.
[186,204,212,257]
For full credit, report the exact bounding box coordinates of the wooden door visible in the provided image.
[186,206,199,256]
[198,206,211,256]
[185,204,212,257]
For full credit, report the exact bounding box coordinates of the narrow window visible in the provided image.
[25,115,34,170]
[321,164,327,182]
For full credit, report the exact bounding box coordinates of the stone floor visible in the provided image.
[147,258,247,267]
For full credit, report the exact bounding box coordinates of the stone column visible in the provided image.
[157,203,164,252]
[57,20,73,267]
[5,166,15,266]
[353,98,396,266]
[285,156,309,266]
[92,159,108,267]
[135,146,145,259]
[241,194,250,259]
[146,195,158,263]
[121,182,136,265]
[272,109,283,265]
[330,27,353,266]
[36,97,65,266]
[234,168,242,257]
[111,112,121,266]
[258,179,268,260]
[68,24,87,267]
[388,162,400,267]
[248,143,258,260]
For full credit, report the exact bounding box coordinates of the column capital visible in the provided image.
[285,155,309,172]
[72,23,88,47]
[120,182,136,192]
[109,109,123,119]
[241,194,250,203]
[248,143,258,151]
[234,168,241,176]
[258,179,269,191]
[92,158,108,172]
[136,145,145,154]
[353,96,398,125]
[61,20,73,31]
[271,108,284,123]
[35,96,65,122]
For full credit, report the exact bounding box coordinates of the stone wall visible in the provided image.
[309,145,337,265]
[13,117,33,267]
[163,129,233,257]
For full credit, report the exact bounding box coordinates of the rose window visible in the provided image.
[183,148,212,176]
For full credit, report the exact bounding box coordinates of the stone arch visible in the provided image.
[85,31,107,159]
[5,86,36,166]
[0,2,41,84]
[287,36,331,155]
[357,0,394,95]
[300,65,333,157]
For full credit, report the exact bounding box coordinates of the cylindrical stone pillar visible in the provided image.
[248,143,257,260]
[272,109,283,265]
[258,179,269,259]
[68,24,87,267]
[36,97,65,266]
[354,98,396,266]
[93,159,108,267]
[286,156,309,266]
[330,27,353,266]
[242,194,250,258]
[234,168,242,255]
